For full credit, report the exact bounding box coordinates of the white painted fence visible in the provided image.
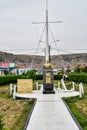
[57,79,84,98]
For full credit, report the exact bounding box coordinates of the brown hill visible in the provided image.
[0,51,87,69]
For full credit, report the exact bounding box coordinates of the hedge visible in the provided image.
[0,73,87,86]
[54,73,87,83]
[0,75,22,86]
[36,74,43,80]
[0,74,61,85]
[0,74,39,86]
[54,74,63,80]
[0,74,38,86]
[36,74,63,80]
[30,73,87,83]
[68,73,87,83]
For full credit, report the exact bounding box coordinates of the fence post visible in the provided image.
[10,83,13,96]
[58,81,60,90]
[72,82,75,91]
[13,85,16,99]
[79,83,84,98]
[81,83,84,95]
[36,82,38,90]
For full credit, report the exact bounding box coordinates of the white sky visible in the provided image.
[0,0,87,55]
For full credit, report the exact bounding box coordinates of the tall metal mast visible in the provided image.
[32,0,62,65]
[46,0,49,63]
[32,0,62,94]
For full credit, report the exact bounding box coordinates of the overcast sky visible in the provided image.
[0,0,87,55]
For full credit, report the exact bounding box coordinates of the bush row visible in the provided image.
[35,74,87,83]
[36,74,43,80]
[0,74,37,86]
[54,74,63,80]
[35,74,63,80]
[0,75,22,85]
[0,73,87,86]
[68,73,87,83]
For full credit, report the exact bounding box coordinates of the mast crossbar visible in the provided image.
[32,21,62,24]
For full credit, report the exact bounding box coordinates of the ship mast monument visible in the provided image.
[33,0,62,94]
[43,0,55,94]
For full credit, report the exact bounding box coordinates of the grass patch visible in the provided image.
[0,85,34,130]
[0,85,11,99]
[64,83,87,130]
[11,100,34,130]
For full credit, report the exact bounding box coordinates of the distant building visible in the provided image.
[0,62,14,75]
[18,68,32,75]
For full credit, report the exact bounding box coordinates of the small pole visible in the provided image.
[79,83,84,98]
[72,81,75,91]
[82,83,84,95]
[13,85,16,99]
[58,81,60,89]
[79,83,82,98]
[81,83,84,95]
[10,83,13,96]
[36,82,38,90]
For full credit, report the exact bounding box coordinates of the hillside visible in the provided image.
[0,51,87,69]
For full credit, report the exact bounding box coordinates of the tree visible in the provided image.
[74,64,82,73]
[67,65,71,73]
[82,66,87,73]
[23,70,36,80]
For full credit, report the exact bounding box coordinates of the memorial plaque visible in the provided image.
[17,79,33,93]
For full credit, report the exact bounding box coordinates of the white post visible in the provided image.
[81,83,84,95]
[10,83,12,95]
[79,83,82,98]
[36,82,38,90]
[58,81,61,90]
[79,83,84,98]
[61,79,67,90]
[13,85,16,99]
[72,82,75,91]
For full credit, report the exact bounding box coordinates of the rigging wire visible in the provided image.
[33,24,46,55]
[52,48,73,54]
[48,24,60,54]
[30,24,46,67]
[34,24,40,42]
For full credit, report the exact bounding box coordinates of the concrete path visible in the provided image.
[15,89,80,130]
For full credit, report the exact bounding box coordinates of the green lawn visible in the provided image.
[64,83,87,130]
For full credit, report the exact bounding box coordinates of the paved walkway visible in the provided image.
[15,89,80,130]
